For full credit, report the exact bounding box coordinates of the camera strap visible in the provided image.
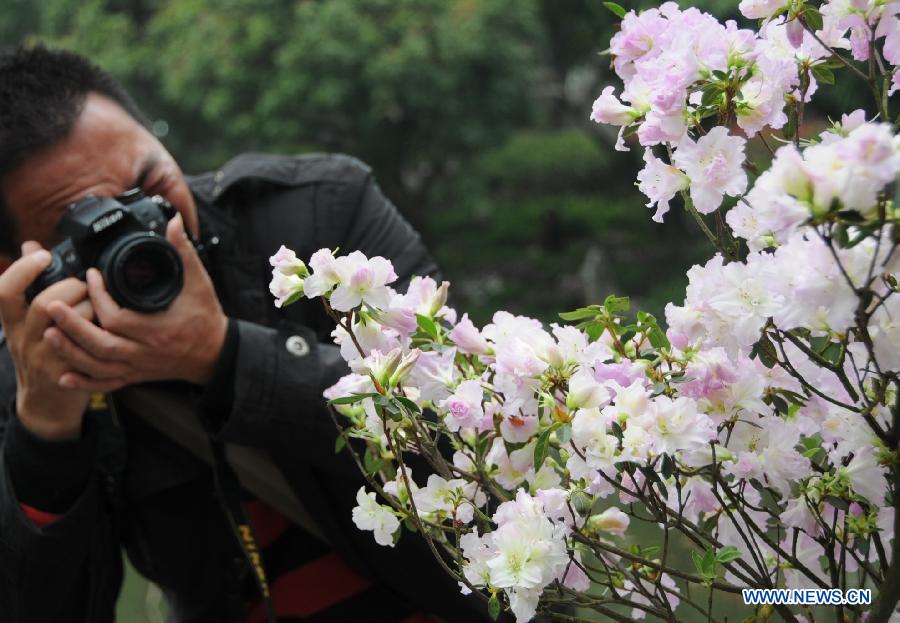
[210,437,278,623]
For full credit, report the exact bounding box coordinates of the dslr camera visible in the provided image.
[26,188,184,312]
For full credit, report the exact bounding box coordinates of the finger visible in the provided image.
[85,268,141,332]
[166,213,199,269]
[20,241,44,256]
[0,250,53,328]
[71,299,95,323]
[44,327,131,380]
[45,300,137,362]
[166,212,212,289]
[32,277,89,308]
[164,180,200,238]
[26,278,90,343]
[58,371,127,393]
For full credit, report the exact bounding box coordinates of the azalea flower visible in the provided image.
[351,487,400,547]
[673,127,748,215]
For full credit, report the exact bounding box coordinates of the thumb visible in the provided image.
[165,213,206,279]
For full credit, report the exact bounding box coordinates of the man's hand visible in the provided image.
[0,245,96,441]
[44,214,229,392]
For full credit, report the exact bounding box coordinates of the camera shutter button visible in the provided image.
[285,335,310,357]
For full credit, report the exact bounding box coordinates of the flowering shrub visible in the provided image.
[271,2,900,621]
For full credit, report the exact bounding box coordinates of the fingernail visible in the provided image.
[33,250,51,264]
[59,376,74,388]
[46,332,60,347]
[48,306,64,323]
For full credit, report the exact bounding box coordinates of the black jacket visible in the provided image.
[0,153,490,622]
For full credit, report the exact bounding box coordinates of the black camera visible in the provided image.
[26,188,184,312]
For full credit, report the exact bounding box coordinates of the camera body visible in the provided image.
[26,189,184,312]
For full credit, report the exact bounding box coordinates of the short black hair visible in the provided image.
[0,45,147,255]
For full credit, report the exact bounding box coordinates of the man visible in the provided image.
[0,46,487,622]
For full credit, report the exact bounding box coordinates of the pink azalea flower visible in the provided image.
[673,127,748,214]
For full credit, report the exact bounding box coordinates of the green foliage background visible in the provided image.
[0,0,871,619]
[1,0,745,327]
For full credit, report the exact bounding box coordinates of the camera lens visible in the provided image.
[99,233,183,312]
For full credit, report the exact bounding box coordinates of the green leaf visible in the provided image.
[329,392,380,406]
[769,394,789,415]
[886,273,899,292]
[334,433,348,454]
[610,421,624,441]
[279,289,304,308]
[638,311,670,350]
[811,64,835,85]
[585,324,606,342]
[801,434,823,451]
[751,333,778,369]
[834,224,850,248]
[602,1,627,19]
[395,395,422,415]
[783,113,797,141]
[488,593,501,620]
[692,550,706,577]
[364,447,384,475]
[803,7,824,31]
[559,306,602,321]
[647,326,669,350]
[701,548,717,578]
[641,464,663,487]
[702,86,722,106]
[556,423,572,444]
[660,454,674,479]
[384,404,404,421]
[716,546,743,563]
[803,446,822,459]
[416,314,439,340]
[534,425,556,472]
[603,294,631,315]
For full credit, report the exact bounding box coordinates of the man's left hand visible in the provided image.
[44,213,229,391]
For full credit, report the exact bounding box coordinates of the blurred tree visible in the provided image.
[0,0,543,229]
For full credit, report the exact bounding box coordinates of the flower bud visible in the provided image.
[566,369,610,411]
[587,507,630,536]
[269,245,309,277]
[388,350,421,387]
[570,491,593,516]
[427,281,450,317]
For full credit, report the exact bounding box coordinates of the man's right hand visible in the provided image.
[0,244,100,441]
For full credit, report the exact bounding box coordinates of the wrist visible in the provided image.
[187,312,229,386]
[5,404,98,513]
[16,392,86,442]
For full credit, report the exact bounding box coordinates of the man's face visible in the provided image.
[1,93,199,258]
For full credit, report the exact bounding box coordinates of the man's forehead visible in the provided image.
[4,95,153,199]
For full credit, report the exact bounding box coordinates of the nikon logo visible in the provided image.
[92,210,124,233]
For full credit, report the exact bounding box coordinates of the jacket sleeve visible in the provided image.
[0,346,123,622]
[210,163,440,468]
